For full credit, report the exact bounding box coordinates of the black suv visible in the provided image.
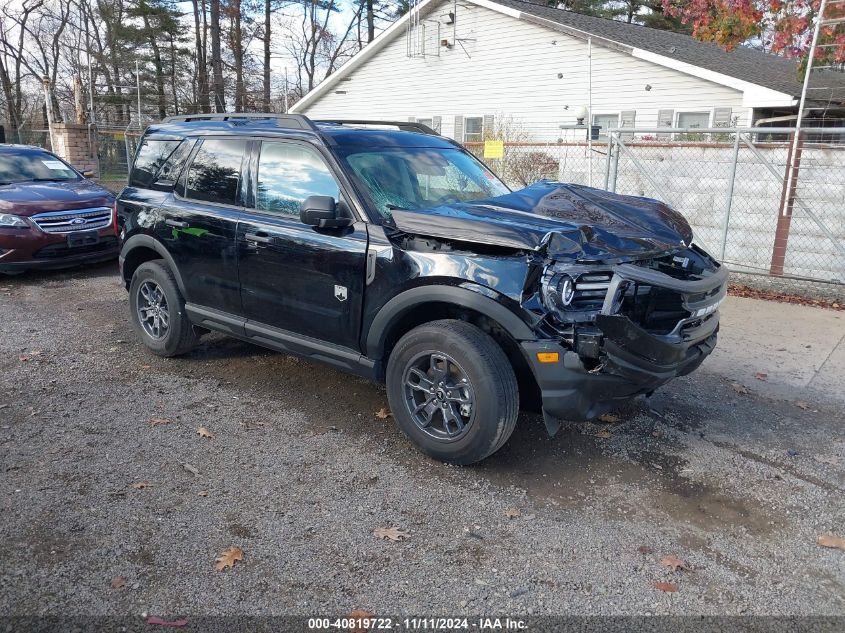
[117,114,726,464]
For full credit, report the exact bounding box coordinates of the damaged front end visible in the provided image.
[528,244,727,434]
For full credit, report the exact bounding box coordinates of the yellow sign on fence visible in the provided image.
[483,139,504,159]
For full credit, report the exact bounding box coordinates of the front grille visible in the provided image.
[31,207,113,234]
[567,271,613,312]
[33,236,118,259]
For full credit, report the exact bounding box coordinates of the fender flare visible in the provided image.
[365,284,536,359]
[119,233,187,295]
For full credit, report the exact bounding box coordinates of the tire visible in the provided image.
[128,259,198,357]
[386,319,519,465]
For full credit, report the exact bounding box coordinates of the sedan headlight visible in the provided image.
[0,213,28,228]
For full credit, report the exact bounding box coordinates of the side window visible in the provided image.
[153,139,196,190]
[256,141,340,216]
[129,138,182,187]
[184,138,248,205]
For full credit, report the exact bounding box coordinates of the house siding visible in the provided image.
[296,0,750,138]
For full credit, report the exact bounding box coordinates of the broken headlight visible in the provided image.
[541,265,614,323]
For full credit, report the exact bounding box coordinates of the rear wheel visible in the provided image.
[386,319,519,465]
[129,260,198,357]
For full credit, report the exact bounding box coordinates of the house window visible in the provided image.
[677,111,710,130]
[592,113,619,140]
[464,117,483,143]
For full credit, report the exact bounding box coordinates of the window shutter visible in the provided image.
[454,115,464,141]
[482,114,494,139]
[432,116,442,134]
[657,109,674,138]
[713,107,732,128]
[621,110,636,139]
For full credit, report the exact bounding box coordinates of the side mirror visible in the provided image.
[82,170,95,178]
[300,195,352,229]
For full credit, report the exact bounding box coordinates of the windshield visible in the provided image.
[337,146,509,218]
[0,151,79,185]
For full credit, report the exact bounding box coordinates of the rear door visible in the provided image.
[156,137,250,317]
[236,139,369,351]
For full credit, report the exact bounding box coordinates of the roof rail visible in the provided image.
[159,112,319,131]
[314,119,439,136]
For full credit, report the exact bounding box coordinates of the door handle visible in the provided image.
[244,232,273,244]
[165,218,189,228]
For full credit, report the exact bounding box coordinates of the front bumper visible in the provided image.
[524,259,727,433]
[0,227,119,273]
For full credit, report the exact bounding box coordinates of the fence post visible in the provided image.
[770,131,803,276]
[603,138,612,190]
[609,133,620,192]
[719,130,741,261]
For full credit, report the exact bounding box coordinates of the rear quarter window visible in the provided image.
[129,138,183,188]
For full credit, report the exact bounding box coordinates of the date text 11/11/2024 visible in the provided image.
[307,617,528,630]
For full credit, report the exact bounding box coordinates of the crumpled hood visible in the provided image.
[389,181,693,262]
[0,179,115,216]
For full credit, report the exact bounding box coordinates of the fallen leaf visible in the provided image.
[504,508,521,519]
[149,417,171,426]
[348,610,374,633]
[183,463,200,477]
[654,582,678,592]
[593,429,612,439]
[18,355,30,362]
[793,401,813,411]
[754,372,768,381]
[374,407,392,420]
[197,490,209,497]
[661,554,689,572]
[197,426,216,439]
[214,546,244,571]
[598,413,621,423]
[131,481,151,490]
[110,576,127,589]
[817,534,845,550]
[731,383,749,395]
[140,364,152,369]
[638,546,654,555]
[373,526,409,541]
[146,617,188,628]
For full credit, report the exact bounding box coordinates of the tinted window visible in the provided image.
[130,139,182,187]
[154,139,195,188]
[185,139,248,205]
[256,142,339,216]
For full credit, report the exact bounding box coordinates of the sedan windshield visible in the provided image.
[0,151,79,185]
[337,147,509,218]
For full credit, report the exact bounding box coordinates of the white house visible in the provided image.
[291,0,845,141]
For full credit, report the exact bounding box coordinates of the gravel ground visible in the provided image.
[0,262,843,620]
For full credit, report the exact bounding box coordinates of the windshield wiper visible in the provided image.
[386,204,410,212]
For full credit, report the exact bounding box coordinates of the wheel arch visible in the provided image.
[366,285,541,408]
[120,234,186,295]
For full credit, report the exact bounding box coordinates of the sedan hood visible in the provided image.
[0,179,115,216]
[390,181,693,262]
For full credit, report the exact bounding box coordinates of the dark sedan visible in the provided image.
[0,145,118,274]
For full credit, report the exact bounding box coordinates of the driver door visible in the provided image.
[236,139,368,352]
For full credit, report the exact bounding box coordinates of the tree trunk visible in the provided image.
[210,0,225,112]
[191,0,210,113]
[366,0,374,42]
[263,0,271,111]
[231,0,245,112]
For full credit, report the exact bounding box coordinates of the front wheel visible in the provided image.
[128,260,198,357]
[386,319,519,465]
